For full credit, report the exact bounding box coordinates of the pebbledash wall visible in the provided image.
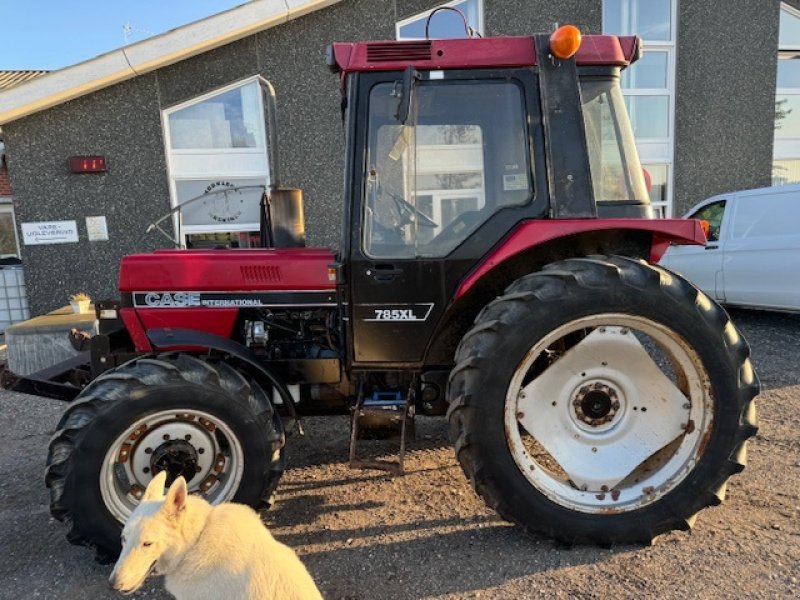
[0,0,784,315]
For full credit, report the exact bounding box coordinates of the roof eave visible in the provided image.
[0,0,341,126]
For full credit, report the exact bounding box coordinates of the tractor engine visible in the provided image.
[242,308,338,360]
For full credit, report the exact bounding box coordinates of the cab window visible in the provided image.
[364,79,531,258]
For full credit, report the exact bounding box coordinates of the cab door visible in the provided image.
[347,71,538,366]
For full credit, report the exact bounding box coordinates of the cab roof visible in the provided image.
[329,34,642,74]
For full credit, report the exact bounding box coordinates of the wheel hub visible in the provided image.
[150,440,199,484]
[120,417,220,506]
[573,382,620,427]
[513,324,694,497]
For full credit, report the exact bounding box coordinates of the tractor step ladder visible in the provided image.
[349,388,415,475]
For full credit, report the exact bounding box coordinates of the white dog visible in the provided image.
[109,471,322,599]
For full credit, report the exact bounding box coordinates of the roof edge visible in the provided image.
[0,0,341,126]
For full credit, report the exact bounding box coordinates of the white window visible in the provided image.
[162,77,272,248]
[396,0,483,40]
[773,3,800,185]
[604,0,676,217]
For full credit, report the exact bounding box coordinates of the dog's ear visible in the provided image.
[163,476,188,517]
[142,470,168,501]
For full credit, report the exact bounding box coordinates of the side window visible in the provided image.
[363,80,531,258]
[692,200,726,242]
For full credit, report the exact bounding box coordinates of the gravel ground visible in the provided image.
[0,308,798,599]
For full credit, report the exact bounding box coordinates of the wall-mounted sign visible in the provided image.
[86,215,109,241]
[21,220,79,245]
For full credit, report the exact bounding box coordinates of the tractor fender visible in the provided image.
[455,218,706,300]
[146,328,296,408]
[423,219,705,366]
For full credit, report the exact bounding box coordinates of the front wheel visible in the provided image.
[447,256,759,544]
[45,354,285,562]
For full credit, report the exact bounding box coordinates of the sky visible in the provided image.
[1,1,248,71]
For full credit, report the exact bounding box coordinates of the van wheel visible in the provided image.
[45,354,285,562]
[447,256,759,544]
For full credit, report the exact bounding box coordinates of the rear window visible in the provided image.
[580,78,648,203]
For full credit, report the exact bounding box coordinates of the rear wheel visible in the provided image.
[45,354,285,562]
[447,256,759,544]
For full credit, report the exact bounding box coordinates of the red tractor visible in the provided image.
[17,25,758,561]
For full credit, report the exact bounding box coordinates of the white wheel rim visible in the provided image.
[504,313,714,514]
[99,409,244,523]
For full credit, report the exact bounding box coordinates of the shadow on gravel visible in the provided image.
[299,524,637,600]
[285,415,452,470]
[727,308,800,389]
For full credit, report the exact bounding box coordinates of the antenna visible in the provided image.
[122,21,155,44]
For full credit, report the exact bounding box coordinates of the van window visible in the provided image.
[730,192,800,239]
[691,200,726,242]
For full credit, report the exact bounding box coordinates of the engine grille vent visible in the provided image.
[366,41,432,62]
[241,265,282,283]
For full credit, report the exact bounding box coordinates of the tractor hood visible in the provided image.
[119,248,336,293]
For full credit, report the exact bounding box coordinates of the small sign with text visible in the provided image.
[21,221,79,245]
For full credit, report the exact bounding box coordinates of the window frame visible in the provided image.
[358,71,537,260]
[603,0,677,217]
[773,3,800,185]
[160,76,272,246]
[0,203,21,258]
[689,198,727,243]
[162,77,268,154]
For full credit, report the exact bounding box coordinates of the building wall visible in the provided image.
[4,74,171,314]
[673,0,780,215]
[3,0,600,315]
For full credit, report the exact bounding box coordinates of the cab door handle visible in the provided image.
[369,264,402,282]
[705,244,719,251]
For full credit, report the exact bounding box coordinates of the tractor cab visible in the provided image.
[328,30,651,366]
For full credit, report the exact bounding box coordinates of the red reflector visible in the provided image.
[69,155,108,173]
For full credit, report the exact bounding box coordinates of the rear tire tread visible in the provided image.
[447,255,759,545]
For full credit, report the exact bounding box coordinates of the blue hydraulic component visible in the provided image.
[364,391,404,407]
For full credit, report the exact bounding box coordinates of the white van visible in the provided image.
[660,183,800,312]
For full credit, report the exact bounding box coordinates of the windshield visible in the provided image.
[581,78,649,203]
[363,79,531,258]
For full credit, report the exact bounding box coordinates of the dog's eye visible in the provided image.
[142,542,153,547]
